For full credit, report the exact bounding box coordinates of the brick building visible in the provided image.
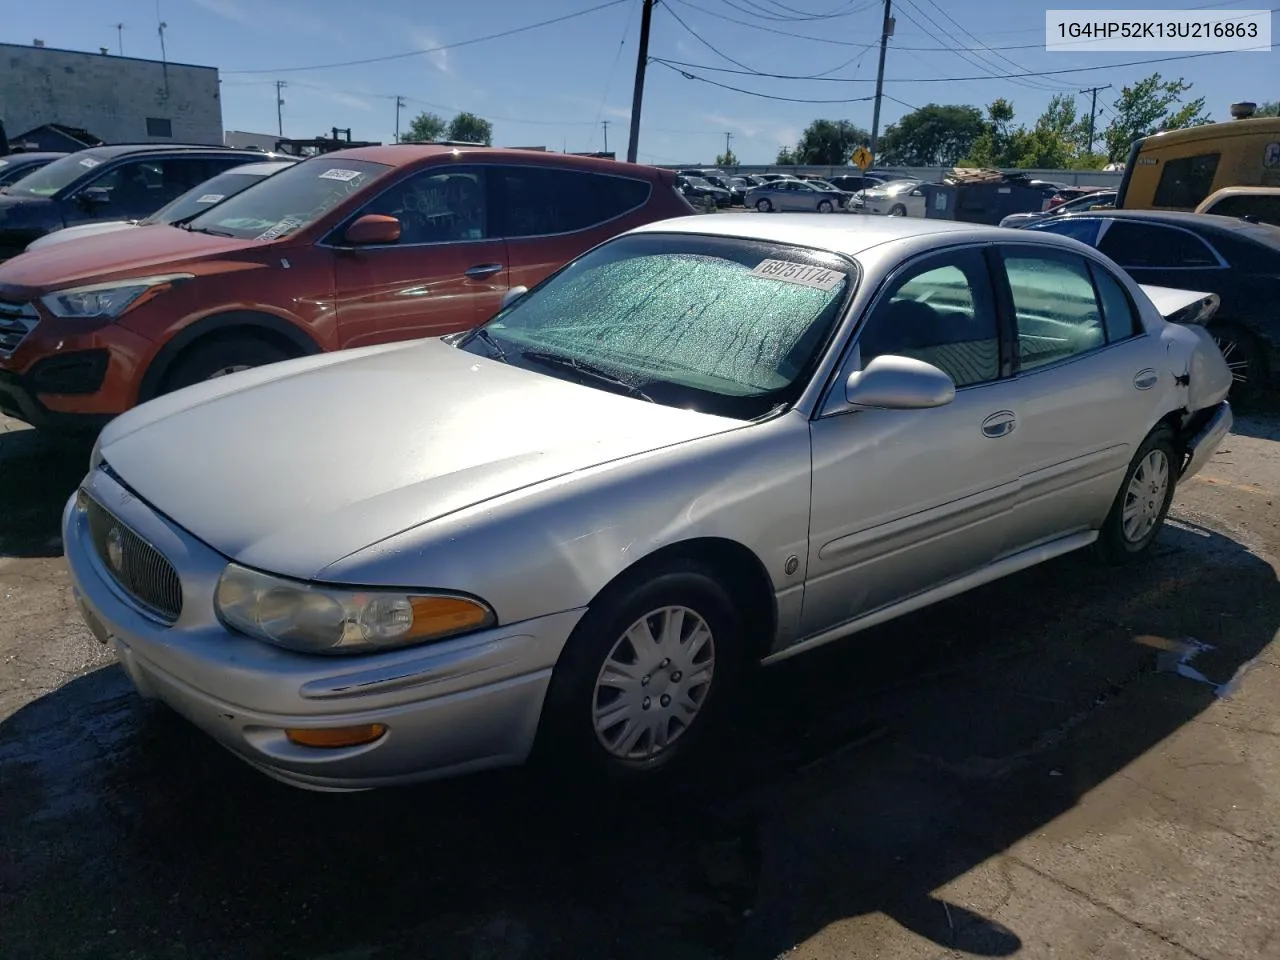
[0,41,222,148]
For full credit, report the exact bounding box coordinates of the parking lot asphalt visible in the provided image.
[2,406,1279,960]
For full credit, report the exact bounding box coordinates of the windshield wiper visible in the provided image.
[520,350,654,403]
[472,328,508,362]
[184,225,233,237]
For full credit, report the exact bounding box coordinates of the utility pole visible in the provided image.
[602,120,610,154]
[276,80,287,138]
[394,95,406,142]
[1080,84,1111,154]
[115,23,124,55]
[626,0,656,163]
[723,131,733,161]
[869,0,893,163]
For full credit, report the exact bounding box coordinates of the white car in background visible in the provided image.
[25,160,296,251]
[856,179,927,217]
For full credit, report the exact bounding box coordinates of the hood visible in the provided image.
[0,223,255,295]
[25,220,137,252]
[99,338,743,580]
[0,193,58,229]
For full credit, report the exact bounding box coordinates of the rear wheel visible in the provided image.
[160,337,292,395]
[817,199,834,213]
[1210,321,1268,404]
[888,203,907,217]
[1094,426,1177,565]
[756,198,772,212]
[536,560,744,782]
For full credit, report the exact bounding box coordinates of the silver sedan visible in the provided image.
[65,216,1233,790]
[746,179,845,213]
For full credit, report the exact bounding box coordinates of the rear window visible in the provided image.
[500,167,651,237]
[1202,193,1280,227]
[184,158,390,240]
[1152,153,1220,208]
[4,151,110,198]
[144,168,276,224]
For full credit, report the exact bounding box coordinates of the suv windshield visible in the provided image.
[142,166,288,225]
[462,232,856,419]
[4,151,111,198]
[184,158,391,240]
[684,176,712,188]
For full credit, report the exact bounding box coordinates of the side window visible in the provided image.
[1090,264,1142,341]
[1004,251,1105,372]
[84,160,162,205]
[1098,222,1217,267]
[1204,193,1280,227]
[500,167,650,237]
[1033,218,1102,245]
[360,168,488,244]
[155,158,224,203]
[1152,152,1220,208]
[858,249,1000,388]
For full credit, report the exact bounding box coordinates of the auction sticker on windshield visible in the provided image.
[79,157,101,168]
[318,168,363,182]
[196,194,225,203]
[750,259,844,290]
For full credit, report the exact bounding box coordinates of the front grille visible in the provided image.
[83,493,183,623]
[0,299,39,357]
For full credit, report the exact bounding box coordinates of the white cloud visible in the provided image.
[408,29,450,73]
[191,0,249,24]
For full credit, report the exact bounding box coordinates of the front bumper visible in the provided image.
[1181,400,1232,481]
[63,465,585,791]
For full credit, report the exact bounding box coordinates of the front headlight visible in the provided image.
[214,564,496,655]
[41,273,192,320]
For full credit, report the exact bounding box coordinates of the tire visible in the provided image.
[1094,426,1178,565]
[536,559,745,782]
[160,336,292,395]
[888,203,907,217]
[1209,321,1269,405]
[817,199,834,213]
[756,198,772,212]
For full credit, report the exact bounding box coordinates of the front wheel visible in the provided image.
[536,560,743,781]
[1094,426,1177,565]
[888,203,907,217]
[1210,321,1268,405]
[756,198,772,212]
[160,337,291,395]
[817,199,834,213]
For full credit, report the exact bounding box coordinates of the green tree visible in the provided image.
[793,119,871,165]
[404,111,446,143]
[1008,94,1086,168]
[776,146,798,165]
[963,98,1017,167]
[1255,101,1279,117]
[1102,74,1208,162]
[447,112,493,145]
[716,148,738,166]
[879,104,984,166]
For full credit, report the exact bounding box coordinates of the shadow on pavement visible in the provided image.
[0,426,90,559]
[1,520,1277,960]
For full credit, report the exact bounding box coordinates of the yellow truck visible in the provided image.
[1116,102,1280,211]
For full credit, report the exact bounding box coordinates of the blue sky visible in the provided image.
[5,0,1277,164]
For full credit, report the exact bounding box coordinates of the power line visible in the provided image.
[651,42,1279,84]
[224,0,631,75]
[914,0,1077,91]
[650,58,876,102]
[590,0,636,151]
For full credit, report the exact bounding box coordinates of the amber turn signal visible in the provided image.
[285,723,388,748]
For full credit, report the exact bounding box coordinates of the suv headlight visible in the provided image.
[215,564,496,655]
[41,273,193,320]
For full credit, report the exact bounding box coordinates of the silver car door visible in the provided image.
[801,245,1026,636]
[994,245,1169,552]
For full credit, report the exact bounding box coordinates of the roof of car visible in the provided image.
[314,143,673,178]
[229,160,299,175]
[630,212,1040,257]
[1045,208,1280,250]
[2,152,68,162]
[78,144,266,158]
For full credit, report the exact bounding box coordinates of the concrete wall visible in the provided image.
[660,164,1123,188]
[0,42,222,146]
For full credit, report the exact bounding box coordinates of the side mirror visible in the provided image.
[910,189,923,197]
[344,214,401,246]
[845,355,956,409]
[500,286,528,311]
[79,186,111,207]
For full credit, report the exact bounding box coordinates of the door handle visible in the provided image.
[1133,368,1158,391]
[981,410,1016,438]
[465,263,504,280]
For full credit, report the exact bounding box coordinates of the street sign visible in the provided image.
[851,146,873,170]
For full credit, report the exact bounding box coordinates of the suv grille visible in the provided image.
[83,494,183,623]
[0,300,39,357]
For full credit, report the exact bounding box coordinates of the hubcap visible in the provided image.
[1212,335,1250,385]
[206,364,251,380]
[1122,449,1170,543]
[592,606,716,761]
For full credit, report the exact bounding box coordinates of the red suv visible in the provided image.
[0,146,693,432]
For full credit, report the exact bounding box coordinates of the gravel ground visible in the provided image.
[2,405,1279,960]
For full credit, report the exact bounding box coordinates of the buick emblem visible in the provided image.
[106,526,125,573]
